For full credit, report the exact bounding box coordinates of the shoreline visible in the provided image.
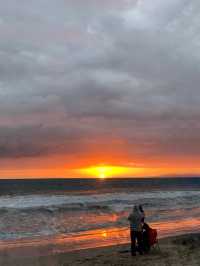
[0,218,199,256]
[0,232,199,265]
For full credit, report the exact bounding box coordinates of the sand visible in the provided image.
[0,233,200,266]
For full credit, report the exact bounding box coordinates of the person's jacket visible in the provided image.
[128,211,144,232]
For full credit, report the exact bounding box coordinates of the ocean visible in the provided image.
[0,178,199,252]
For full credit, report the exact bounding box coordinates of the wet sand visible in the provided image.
[0,233,199,266]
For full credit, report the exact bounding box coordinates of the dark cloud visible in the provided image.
[0,0,200,164]
[0,125,91,158]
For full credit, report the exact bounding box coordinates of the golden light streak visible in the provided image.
[80,165,144,178]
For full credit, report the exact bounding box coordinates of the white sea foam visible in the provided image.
[0,189,200,241]
[0,190,200,209]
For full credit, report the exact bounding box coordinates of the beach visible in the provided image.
[0,233,199,266]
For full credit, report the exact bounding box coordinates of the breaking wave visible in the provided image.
[0,189,200,241]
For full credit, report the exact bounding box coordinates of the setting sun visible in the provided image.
[80,165,135,178]
[98,167,107,179]
[99,172,106,179]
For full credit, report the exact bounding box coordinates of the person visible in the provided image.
[139,205,145,223]
[128,205,144,256]
[142,222,151,253]
[138,205,151,253]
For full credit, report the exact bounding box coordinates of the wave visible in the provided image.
[0,190,200,207]
[0,191,199,241]
[0,190,199,215]
[0,205,200,241]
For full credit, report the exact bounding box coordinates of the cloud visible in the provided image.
[124,0,188,29]
[0,0,200,165]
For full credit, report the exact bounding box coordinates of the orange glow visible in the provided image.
[0,218,199,254]
[1,153,200,178]
[101,231,108,238]
[80,165,144,178]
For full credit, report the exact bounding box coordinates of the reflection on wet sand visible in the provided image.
[0,217,199,258]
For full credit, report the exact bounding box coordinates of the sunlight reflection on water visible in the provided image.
[0,217,199,257]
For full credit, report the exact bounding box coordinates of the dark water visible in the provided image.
[0,177,199,195]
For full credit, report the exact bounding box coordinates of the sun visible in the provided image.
[98,166,111,179]
[77,164,148,178]
[81,165,129,178]
[99,168,106,179]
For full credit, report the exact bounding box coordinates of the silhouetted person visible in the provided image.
[139,204,145,223]
[138,205,150,252]
[128,205,144,256]
[142,222,151,253]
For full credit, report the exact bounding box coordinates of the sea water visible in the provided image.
[0,178,199,251]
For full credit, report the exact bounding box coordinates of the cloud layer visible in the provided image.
[1,0,200,170]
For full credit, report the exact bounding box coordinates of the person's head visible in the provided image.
[133,205,139,213]
[139,205,144,213]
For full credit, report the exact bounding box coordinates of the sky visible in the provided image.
[1,0,200,178]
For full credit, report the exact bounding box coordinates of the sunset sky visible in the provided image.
[1,1,200,178]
